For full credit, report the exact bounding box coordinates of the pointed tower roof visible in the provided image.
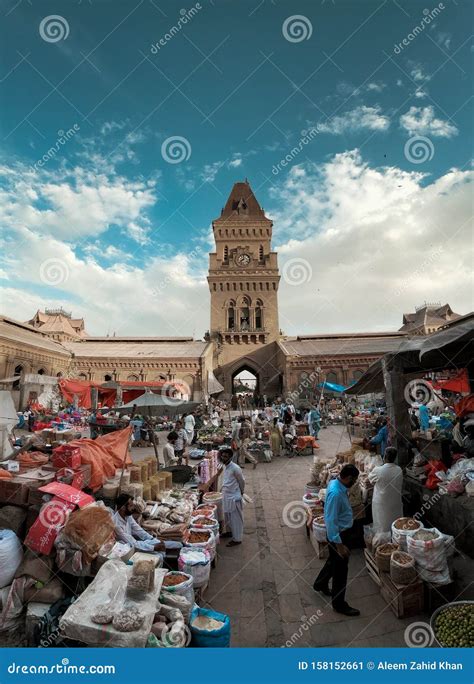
[219,180,267,219]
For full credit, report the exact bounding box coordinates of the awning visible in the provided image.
[318,381,347,393]
[208,370,224,395]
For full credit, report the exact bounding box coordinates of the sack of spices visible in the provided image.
[312,516,327,543]
[375,543,398,573]
[161,571,194,605]
[407,527,451,585]
[391,517,423,551]
[390,551,416,585]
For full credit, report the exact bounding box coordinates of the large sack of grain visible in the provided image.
[0,529,23,589]
[407,528,451,585]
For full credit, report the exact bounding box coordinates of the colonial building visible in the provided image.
[1,180,463,409]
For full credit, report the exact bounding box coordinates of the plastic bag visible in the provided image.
[363,524,374,549]
[190,606,231,648]
[0,530,23,589]
[391,518,423,551]
[312,516,327,543]
[161,571,194,605]
[407,527,451,585]
[159,593,193,623]
[178,547,210,589]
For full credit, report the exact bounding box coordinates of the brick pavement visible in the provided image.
[202,425,416,647]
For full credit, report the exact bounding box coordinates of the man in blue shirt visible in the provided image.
[313,464,360,616]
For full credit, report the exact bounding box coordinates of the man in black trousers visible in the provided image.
[313,464,361,616]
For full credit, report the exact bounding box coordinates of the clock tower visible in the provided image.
[208,180,281,393]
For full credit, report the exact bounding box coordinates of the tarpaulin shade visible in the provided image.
[318,381,347,393]
[433,369,470,394]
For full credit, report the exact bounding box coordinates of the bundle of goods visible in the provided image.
[161,571,194,605]
[0,530,23,589]
[59,560,167,647]
[150,603,188,647]
[312,515,327,543]
[198,451,219,484]
[178,547,211,589]
[190,606,231,647]
[375,543,399,573]
[185,528,216,560]
[407,527,452,585]
[61,504,116,564]
[391,517,423,551]
[390,551,417,585]
[431,602,474,648]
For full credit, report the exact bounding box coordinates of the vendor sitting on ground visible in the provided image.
[113,494,182,556]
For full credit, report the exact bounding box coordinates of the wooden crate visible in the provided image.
[380,572,424,618]
[310,531,329,559]
[364,548,381,586]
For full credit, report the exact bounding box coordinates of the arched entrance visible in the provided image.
[231,364,259,410]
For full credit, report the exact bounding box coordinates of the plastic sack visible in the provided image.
[190,606,231,648]
[466,481,474,497]
[178,547,211,589]
[159,592,193,624]
[161,571,194,606]
[0,530,23,589]
[407,528,451,585]
[372,531,391,548]
[391,518,423,552]
[312,516,327,543]
[390,551,416,585]
[363,524,374,549]
[185,529,216,561]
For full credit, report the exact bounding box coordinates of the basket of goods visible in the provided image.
[375,543,399,573]
[391,517,423,551]
[431,601,474,648]
[312,515,327,543]
[390,551,417,584]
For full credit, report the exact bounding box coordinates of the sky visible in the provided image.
[0,0,472,338]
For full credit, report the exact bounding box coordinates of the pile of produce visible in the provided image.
[393,518,420,531]
[187,530,211,544]
[162,572,189,587]
[191,615,224,631]
[433,603,474,647]
[412,529,438,542]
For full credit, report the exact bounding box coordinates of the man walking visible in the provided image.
[218,448,245,547]
[313,464,360,616]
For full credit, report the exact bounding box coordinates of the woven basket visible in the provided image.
[375,543,399,573]
[390,551,417,585]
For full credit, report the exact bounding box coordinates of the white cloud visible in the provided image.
[366,82,386,92]
[414,89,428,99]
[229,155,243,168]
[200,161,224,183]
[318,106,390,135]
[270,151,472,334]
[0,164,156,242]
[410,65,431,83]
[400,106,458,138]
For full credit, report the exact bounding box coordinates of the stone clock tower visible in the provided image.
[208,180,281,396]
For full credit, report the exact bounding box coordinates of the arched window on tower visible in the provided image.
[255,299,263,330]
[239,296,251,331]
[227,300,236,331]
[259,245,264,263]
[13,364,23,391]
[223,245,229,263]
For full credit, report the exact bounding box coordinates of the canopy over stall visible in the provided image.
[346,313,474,466]
[317,381,347,393]
[116,391,200,417]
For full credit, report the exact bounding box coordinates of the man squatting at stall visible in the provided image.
[313,464,361,616]
[113,494,182,561]
[218,447,245,547]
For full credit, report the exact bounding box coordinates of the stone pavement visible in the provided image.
[201,425,416,648]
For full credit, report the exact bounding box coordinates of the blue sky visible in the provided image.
[0,0,472,336]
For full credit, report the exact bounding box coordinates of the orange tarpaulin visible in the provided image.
[67,426,133,491]
[433,369,470,395]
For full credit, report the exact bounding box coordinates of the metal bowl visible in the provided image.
[430,600,474,647]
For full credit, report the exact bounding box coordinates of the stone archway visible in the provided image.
[231,363,260,396]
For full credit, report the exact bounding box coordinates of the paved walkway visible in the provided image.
[202,426,416,647]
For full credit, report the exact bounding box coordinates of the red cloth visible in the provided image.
[424,460,447,490]
[454,394,474,417]
[434,370,470,394]
[65,426,133,491]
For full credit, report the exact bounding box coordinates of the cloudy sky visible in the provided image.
[0,0,472,337]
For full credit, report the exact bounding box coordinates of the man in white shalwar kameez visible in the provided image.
[368,447,403,534]
[218,448,245,547]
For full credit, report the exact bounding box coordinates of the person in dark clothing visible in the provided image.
[313,464,360,616]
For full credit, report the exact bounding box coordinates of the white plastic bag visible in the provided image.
[312,516,327,543]
[0,530,23,589]
[161,571,194,605]
[391,518,423,551]
[407,528,451,585]
[178,547,210,589]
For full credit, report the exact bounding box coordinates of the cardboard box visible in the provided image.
[52,447,81,470]
[55,464,91,490]
[0,477,32,505]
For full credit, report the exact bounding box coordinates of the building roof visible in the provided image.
[216,180,269,220]
[279,332,404,358]
[37,314,81,338]
[62,338,210,359]
[399,303,461,332]
[0,316,70,356]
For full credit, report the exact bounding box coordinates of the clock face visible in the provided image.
[237,253,251,266]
